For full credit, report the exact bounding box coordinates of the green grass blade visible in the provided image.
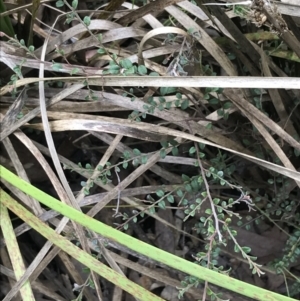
[0,165,297,301]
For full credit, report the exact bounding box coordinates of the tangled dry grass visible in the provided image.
[1,0,300,300]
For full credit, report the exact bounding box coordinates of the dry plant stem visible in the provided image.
[30,111,300,182]
[0,84,84,141]
[261,1,300,58]
[2,77,300,97]
[62,0,118,64]
[0,265,68,301]
[26,134,201,252]
[0,203,35,300]
[86,147,172,218]
[75,134,125,282]
[1,214,71,301]
[39,23,100,297]
[1,180,88,300]
[1,88,26,130]
[1,137,43,215]
[77,0,126,40]
[5,132,97,300]
[1,182,90,298]
[72,138,126,296]
[234,102,300,188]
[260,48,298,137]
[283,14,300,42]
[202,232,217,301]
[45,105,252,162]
[118,0,185,25]
[196,146,222,241]
[223,89,300,152]
[165,5,237,76]
[94,131,182,183]
[199,0,261,68]
[204,1,252,4]
[32,141,203,244]
[249,41,289,77]
[0,249,23,301]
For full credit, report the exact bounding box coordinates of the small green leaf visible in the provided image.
[185,184,192,193]
[141,155,148,164]
[160,149,166,159]
[164,102,172,109]
[158,200,166,209]
[160,141,169,148]
[189,146,196,155]
[198,142,205,150]
[181,99,189,110]
[160,87,176,96]
[209,98,219,105]
[199,152,205,158]
[28,45,35,53]
[167,195,174,203]
[217,109,224,116]
[171,147,178,156]
[149,206,156,214]
[70,68,79,75]
[138,65,147,75]
[156,189,165,197]
[182,174,190,182]
[217,171,224,177]
[227,52,236,60]
[72,0,78,9]
[176,189,183,197]
[122,151,131,160]
[223,102,232,109]
[176,93,182,99]
[133,148,141,156]
[242,246,251,254]
[205,208,212,214]
[213,198,220,205]
[83,16,91,26]
[206,123,212,129]
[52,63,62,71]
[97,48,106,54]
[124,66,135,75]
[120,59,133,69]
[56,0,64,7]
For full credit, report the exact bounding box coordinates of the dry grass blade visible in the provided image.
[0,203,35,300]
[1,0,300,300]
